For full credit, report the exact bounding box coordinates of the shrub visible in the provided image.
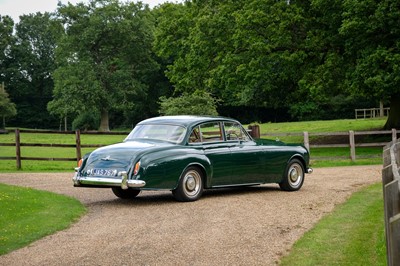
[159,91,219,116]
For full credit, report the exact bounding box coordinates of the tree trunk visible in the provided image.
[384,94,400,130]
[99,108,110,132]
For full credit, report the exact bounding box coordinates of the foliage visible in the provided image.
[159,90,219,116]
[153,0,400,128]
[4,13,63,129]
[0,183,86,255]
[0,85,17,128]
[154,0,308,110]
[49,0,159,131]
[0,15,14,79]
[1,1,400,128]
[339,0,400,129]
[280,182,386,265]
[72,111,100,131]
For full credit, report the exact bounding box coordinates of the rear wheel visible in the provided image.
[279,159,305,191]
[111,187,140,199]
[172,166,204,202]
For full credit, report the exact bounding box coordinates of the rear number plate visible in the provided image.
[87,169,118,177]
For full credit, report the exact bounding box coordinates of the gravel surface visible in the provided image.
[0,165,382,266]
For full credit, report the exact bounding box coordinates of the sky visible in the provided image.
[0,0,182,23]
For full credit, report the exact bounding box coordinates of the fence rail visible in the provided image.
[382,138,400,266]
[355,107,390,119]
[0,128,399,169]
[249,125,398,161]
[0,129,130,169]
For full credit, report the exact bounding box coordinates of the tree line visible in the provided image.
[1,0,399,131]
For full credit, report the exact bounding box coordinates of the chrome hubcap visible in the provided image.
[186,175,196,191]
[183,170,201,197]
[288,163,303,187]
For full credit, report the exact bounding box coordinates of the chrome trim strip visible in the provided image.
[211,183,262,188]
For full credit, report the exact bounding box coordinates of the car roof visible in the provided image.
[137,115,239,128]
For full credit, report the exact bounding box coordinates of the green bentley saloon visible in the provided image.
[73,116,312,201]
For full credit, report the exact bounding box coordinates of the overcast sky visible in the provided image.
[0,0,182,23]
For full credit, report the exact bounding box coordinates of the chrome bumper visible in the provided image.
[307,168,313,174]
[73,169,146,189]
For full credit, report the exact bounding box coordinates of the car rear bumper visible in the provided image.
[73,169,146,189]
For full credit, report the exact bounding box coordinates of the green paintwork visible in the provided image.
[76,116,310,190]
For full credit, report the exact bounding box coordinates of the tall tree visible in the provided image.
[340,0,400,129]
[0,15,14,82]
[5,12,62,128]
[154,0,308,111]
[49,0,159,131]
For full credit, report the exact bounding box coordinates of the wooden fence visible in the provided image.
[0,128,399,169]
[0,129,129,169]
[382,138,400,266]
[249,125,398,161]
[355,107,390,119]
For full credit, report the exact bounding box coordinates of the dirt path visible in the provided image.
[0,165,382,265]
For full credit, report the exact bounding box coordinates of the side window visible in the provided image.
[199,122,223,142]
[224,122,250,141]
[189,126,201,143]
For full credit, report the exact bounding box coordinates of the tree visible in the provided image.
[159,90,219,116]
[0,15,14,81]
[4,12,62,128]
[340,0,400,129]
[49,0,159,131]
[0,15,16,128]
[0,83,17,129]
[154,0,308,112]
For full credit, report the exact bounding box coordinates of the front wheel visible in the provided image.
[172,166,204,202]
[111,187,140,199]
[279,159,305,191]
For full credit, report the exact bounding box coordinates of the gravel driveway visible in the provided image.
[0,165,381,265]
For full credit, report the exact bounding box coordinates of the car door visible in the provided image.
[224,122,267,184]
[189,122,233,187]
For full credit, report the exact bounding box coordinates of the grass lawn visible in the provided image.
[0,117,388,171]
[280,182,386,266]
[0,183,86,255]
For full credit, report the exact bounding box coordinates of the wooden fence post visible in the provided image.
[15,129,21,170]
[392,129,397,143]
[382,164,394,264]
[382,139,400,266]
[349,130,356,162]
[303,131,310,152]
[384,178,400,266]
[248,125,260,139]
[75,130,81,163]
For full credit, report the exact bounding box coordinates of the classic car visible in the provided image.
[73,116,312,201]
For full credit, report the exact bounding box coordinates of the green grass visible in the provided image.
[0,183,86,255]
[280,182,386,266]
[259,118,386,134]
[0,118,388,171]
[253,118,388,167]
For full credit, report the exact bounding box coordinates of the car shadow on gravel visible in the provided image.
[91,185,281,206]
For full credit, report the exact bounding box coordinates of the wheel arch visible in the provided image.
[174,162,210,190]
[287,154,307,172]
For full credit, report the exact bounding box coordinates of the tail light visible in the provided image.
[77,159,83,167]
[133,161,141,175]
